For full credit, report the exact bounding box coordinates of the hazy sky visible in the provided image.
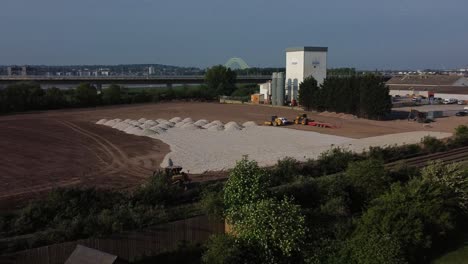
[0,0,467,69]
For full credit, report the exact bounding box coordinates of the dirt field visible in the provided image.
[1,102,467,208]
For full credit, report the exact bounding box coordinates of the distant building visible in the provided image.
[285,47,328,101]
[259,81,272,103]
[7,66,28,76]
[387,75,468,100]
[148,66,155,75]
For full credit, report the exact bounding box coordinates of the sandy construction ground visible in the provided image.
[1,102,467,208]
[98,118,451,173]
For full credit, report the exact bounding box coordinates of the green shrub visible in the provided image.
[134,171,182,205]
[316,148,360,175]
[270,157,301,186]
[421,136,446,153]
[200,188,224,219]
[346,159,391,206]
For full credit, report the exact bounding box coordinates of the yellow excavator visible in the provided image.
[264,115,288,126]
[294,114,310,125]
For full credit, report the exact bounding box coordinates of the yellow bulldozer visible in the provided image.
[294,113,310,125]
[264,115,288,126]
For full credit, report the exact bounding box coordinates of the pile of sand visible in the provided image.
[96,117,452,173]
[181,123,201,130]
[113,121,133,131]
[224,121,243,131]
[157,123,172,130]
[103,119,121,127]
[208,125,225,131]
[194,119,209,126]
[242,121,258,127]
[149,126,167,134]
[96,119,108,125]
[169,117,182,123]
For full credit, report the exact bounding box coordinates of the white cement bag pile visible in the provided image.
[182,118,193,123]
[138,118,147,123]
[194,119,209,126]
[130,120,140,126]
[203,120,223,129]
[182,123,201,130]
[123,119,132,123]
[208,125,225,131]
[169,117,182,123]
[242,121,257,127]
[96,119,107,125]
[156,119,167,123]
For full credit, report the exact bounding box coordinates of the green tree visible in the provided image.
[102,84,122,105]
[205,65,237,96]
[223,158,270,223]
[74,83,98,106]
[298,77,319,111]
[233,197,306,262]
[4,82,43,112]
[44,87,67,109]
[421,161,468,212]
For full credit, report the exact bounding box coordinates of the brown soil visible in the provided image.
[1,102,467,208]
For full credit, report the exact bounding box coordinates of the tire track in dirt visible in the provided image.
[57,120,153,177]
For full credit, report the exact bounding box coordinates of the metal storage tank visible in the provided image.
[276,72,285,106]
[271,72,278,105]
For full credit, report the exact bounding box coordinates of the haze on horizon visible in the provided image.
[0,0,467,70]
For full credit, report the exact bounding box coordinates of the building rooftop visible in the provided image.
[65,245,126,264]
[389,85,468,95]
[286,47,328,52]
[387,75,466,86]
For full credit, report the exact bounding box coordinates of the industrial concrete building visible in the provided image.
[387,75,468,100]
[256,46,328,105]
[285,47,328,101]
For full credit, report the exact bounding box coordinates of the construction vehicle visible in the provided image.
[264,116,289,126]
[294,114,310,125]
[408,109,430,123]
[160,159,191,187]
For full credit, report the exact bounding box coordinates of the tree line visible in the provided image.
[298,75,392,120]
[0,65,258,114]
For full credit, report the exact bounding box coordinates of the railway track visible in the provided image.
[386,146,468,169]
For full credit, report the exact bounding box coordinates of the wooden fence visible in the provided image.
[0,215,224,264]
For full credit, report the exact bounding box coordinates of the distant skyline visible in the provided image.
[0,0,467,70]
